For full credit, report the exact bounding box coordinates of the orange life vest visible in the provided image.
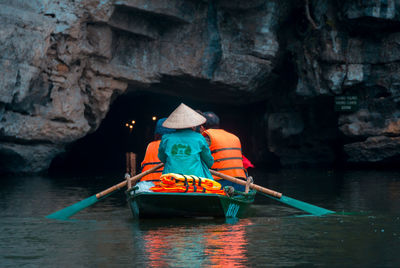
[150,173,226,195]
[140,140,163,181]
[202,129,247,179]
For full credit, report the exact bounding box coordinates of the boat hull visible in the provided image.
[126,191,256,219]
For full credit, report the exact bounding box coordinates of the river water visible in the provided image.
[1,168,400,267]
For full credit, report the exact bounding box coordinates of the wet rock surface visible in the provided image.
[1,0,400,173]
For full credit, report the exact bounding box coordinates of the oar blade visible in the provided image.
[260,193,335,216]
[46,195,99,220]
[279,195,335,216]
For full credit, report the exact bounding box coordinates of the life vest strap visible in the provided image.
[140,169,163,174]
[182,175,189,193]
[182,174,188,186]
[211,147,242,154]
[213,167,246,171]
[189,175,197,192]
[141,161,163,168]
[214,157,243,162]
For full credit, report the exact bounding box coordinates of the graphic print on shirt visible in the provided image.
[171,143,192,156]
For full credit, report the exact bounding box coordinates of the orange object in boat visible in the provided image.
[150,173,226,195]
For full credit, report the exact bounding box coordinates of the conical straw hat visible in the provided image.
[163,103,206,129]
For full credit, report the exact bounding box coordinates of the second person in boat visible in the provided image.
[140,117,175,181]
[199,111,252,192]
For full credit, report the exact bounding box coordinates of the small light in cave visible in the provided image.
[131,120,136,124]
[125,123,129,127]
[152,116,157,121]
[129,125,133,129]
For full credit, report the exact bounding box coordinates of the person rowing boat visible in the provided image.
[158,103,214,179]
[198,111,253,191]
[139,118,175,181]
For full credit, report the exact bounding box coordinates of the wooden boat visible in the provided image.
[46,159,334,220]
[125,187,256,219]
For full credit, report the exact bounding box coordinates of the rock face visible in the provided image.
[1,0,400,173]
[290,0,400,165]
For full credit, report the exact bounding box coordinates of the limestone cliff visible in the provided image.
[1,0,400,173]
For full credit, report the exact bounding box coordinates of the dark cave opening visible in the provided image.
[49,90,266,176]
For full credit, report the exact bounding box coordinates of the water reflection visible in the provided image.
[203,220,250,268]
[136,218,252,267]
[1,169,400,267]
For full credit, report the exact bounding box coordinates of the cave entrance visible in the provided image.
[50,90,264,176]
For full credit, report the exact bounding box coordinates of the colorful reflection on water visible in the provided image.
[141,219,252,267]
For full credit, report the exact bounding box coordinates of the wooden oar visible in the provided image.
[46,163,164,220]
[210,169,334,216]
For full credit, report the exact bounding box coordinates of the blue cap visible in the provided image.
[155,118,175,135]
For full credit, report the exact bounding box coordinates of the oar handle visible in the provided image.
[96,163,164,199]
[210,169,282,199]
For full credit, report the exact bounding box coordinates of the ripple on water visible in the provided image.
[1,171,400,267]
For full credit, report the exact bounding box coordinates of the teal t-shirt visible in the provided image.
[158,129,214,179]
